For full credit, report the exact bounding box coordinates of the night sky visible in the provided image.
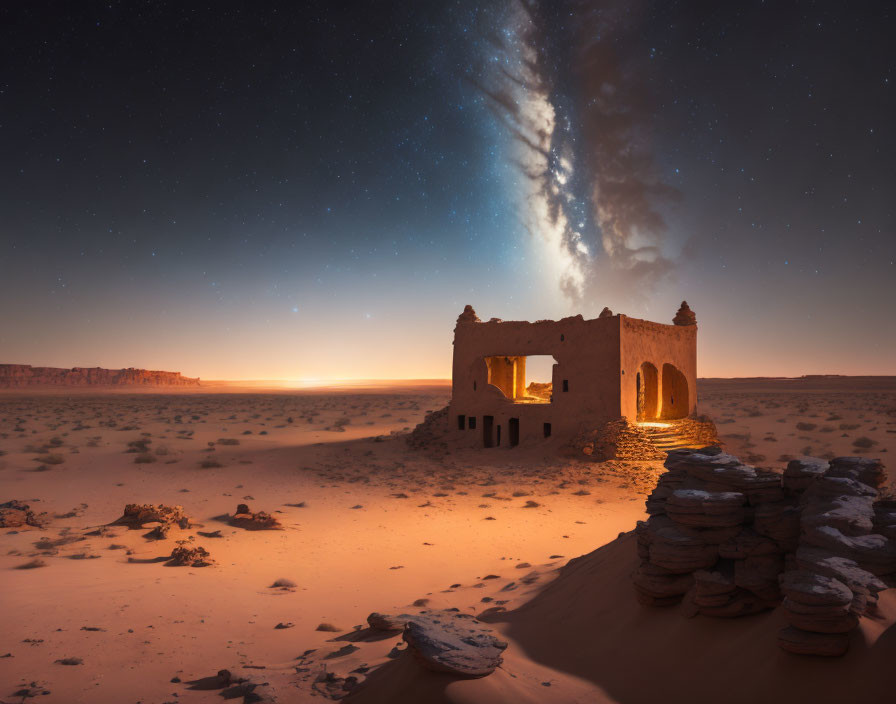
[1,1,893,380]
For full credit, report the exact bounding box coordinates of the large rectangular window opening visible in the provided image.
[484,355,556,404]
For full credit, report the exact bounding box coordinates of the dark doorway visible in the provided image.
[509,418,519,447]
[457,414,466,430]
[543,422,552,438]
[483,415,494,447]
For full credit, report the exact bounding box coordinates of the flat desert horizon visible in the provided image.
[2,375,894,703]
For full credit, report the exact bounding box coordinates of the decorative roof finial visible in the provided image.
[598,307,614,318]
[673,301,696,326]
[457,304,480,324]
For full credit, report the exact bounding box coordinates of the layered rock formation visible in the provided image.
[634,448,894,656]
[0,364,200,388]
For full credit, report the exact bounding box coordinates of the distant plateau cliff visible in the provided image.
[0,364,200,388]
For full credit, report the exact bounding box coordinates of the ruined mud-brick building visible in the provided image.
[448,302,698,448]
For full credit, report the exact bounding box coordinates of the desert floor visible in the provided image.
[1,377,894,703]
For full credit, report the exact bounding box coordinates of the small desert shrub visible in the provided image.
[134,453,157,464]
[126,438,151,453]
[796,422,817,431]
[853,437,877,449]
[217,438,240,446]
[199,458,222,468]
[36,454,65,465]
[840,423,860,431]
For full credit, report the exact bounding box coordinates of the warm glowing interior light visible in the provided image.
[637,421,673,428]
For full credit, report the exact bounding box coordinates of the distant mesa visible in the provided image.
[0,364,200,388]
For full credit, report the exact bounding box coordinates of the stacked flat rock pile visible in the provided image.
[633,449,894,655]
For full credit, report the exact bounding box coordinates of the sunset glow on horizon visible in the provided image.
[1,3,893,381]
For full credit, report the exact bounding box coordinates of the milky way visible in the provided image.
[0,1,893,377]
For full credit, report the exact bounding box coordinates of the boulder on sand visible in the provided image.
[402,610,507,678]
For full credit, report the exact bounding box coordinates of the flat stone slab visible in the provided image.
[402,610,507,678]
[778,626,850,657]
[779,570,852,606]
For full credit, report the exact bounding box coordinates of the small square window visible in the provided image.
[562,379,569,392]
[543,422,552,438]
[457,414,466,430]
[468,416,477,430]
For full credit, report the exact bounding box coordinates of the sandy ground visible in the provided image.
[0,377,893,703]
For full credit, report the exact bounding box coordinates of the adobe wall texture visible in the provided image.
[448,302,697,449]
[619,316,697,420]
[451,313,621,446]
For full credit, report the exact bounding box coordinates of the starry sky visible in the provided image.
[0,1,893,380]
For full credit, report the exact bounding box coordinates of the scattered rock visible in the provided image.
[110,504,192,530]
[229,504,283,531]
[367,612,408,632]
[402,610,507,678]
[0,500,46,528]
[270,578,296,590]
[167,545,214,567]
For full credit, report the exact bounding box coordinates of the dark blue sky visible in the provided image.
[1,1,893,378]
